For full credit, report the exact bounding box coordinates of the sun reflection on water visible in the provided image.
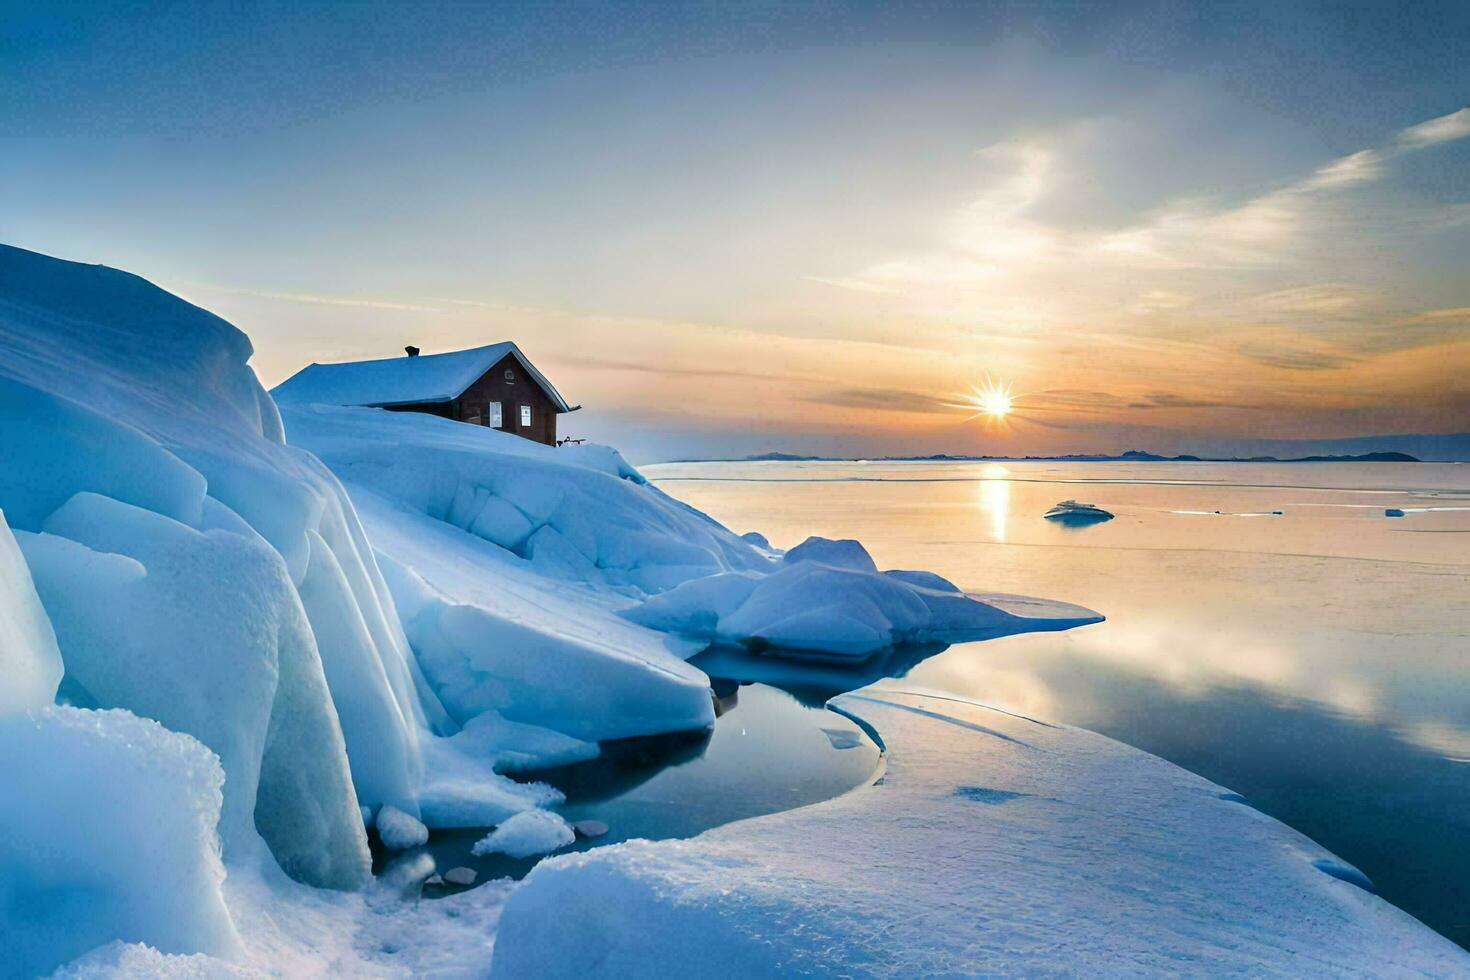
[977,469,1011,541]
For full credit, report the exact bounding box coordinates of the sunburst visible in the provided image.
[947,377,1018,423]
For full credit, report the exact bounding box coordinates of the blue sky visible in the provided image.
[3,1,1467,460]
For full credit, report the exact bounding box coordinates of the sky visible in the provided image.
[2,1,1467,461]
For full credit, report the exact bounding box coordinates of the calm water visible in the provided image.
[378,683,881,891]
[646,460,1470,948]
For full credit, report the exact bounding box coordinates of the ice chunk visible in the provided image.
[1043,499,1114,522]
[372,532,713,743]
[781,536,877,571]
[0,377,207,532]
[572,820,610,838]
[434,710,599,773]
[0,509,63,714]
[443,867,478,887]
[23,494,369,889]
[884,568,962,593]
[472,810,576,860]
[628,560,1096,659]
[376,805,430,851]
[0,707,241,978]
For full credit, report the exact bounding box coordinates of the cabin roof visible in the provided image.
[271,342,577,413]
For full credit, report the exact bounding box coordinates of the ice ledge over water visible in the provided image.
[492,688,1467,977]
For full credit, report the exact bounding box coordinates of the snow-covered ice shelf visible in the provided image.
[492,688,1469,977]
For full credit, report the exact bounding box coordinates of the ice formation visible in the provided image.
[374,805,430,851]
[0,707,241,978]
[0,508,63,714]
[492,690,1469,976]
[472,809,577,860]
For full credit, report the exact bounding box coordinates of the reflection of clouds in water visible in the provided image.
[894,656,1063,723]
[1063,619,1383,721]
[1400,721,1470,763]
[913,617,1411,740]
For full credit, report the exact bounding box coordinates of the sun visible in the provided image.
[975,380,1013,418]
[952,377,1015,420]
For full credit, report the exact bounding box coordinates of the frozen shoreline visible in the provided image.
[493,687,1468,977]
[3,243,1464,976]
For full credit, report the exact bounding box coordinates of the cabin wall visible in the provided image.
[384,402,454,419]
[456,354,559,446]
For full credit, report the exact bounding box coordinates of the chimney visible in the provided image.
[405,345,420,357]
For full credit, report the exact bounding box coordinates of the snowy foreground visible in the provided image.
[495,690,1468,977]
[1,243,1465,976]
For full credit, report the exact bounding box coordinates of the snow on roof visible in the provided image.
[271,342,576,413]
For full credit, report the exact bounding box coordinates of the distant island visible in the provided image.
[719,449,1422,463]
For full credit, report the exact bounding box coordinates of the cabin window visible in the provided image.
[504,368,515,381]
[489,401,503,427]
[519,404,532,427]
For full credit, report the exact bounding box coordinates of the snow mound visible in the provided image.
[626,538,1101,658]
[492,689,1469,976]
[1,707,241,979]
[279,403,769,593]
[285,405,722,744]
[472,810,577,860]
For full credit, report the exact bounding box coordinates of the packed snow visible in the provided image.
[492,689,1469,976]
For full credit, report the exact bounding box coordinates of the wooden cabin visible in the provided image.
[272,342,578,446]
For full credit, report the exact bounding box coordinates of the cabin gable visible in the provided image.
[451,353,560,445]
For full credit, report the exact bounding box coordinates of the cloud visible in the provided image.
[1298,149,1383,191]
[1238,283,1380,320]
[186,282,445,313]
[803,275,901,295]
[548,354,803,383]
[1234,343,1359,371]
[1395,107,1470,148]
[803,387,959,415]
[1128,392,1243,410]
[1402,306,1470,324]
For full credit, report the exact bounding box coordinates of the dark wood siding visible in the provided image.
[384,402,454,419]
[453,354,559,446]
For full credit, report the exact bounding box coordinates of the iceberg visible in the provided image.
[1043,499,1114,522]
